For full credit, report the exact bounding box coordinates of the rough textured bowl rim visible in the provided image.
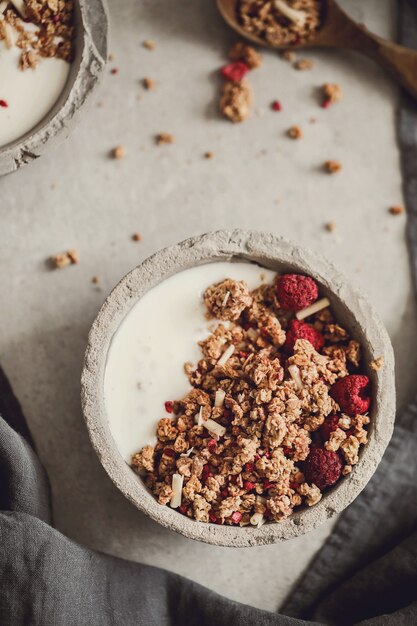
[0,0,108,176]
[81,230,396,547]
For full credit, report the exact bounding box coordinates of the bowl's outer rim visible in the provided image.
[0,0,109,175]
[81,229,396,547]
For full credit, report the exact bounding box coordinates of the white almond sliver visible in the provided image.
[195,406,204,426]
[180,447,194,458]
[203,418,226,438]
[288,364,303,390]
[250,512,265,527]
[295,297,330,321]
[274,0,306,26]
[4,22,17,48]
[221,291,231,307]
[214,389,226,408]
[10,0,28,18]
[170,474,184,509]
[217,344,235,367]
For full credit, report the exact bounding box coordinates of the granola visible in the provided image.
[132,272,372,526]
[236,0,323,47]
[219,80,252,123]
[0,0,75,70]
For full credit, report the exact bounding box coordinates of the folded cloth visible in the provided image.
[2,3,417,625]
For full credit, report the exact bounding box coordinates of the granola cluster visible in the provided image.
[0,0,75,71]
[132,272,373,526]
[236,0,323,47]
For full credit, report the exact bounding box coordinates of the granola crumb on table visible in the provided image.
[132,271,372,526]
[220,80,252,123]
[324,160,342,174]
[288,125,303,139]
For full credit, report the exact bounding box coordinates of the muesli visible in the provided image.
[132,271,373,526]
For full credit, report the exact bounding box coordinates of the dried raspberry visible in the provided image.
[110,68,119,75]
[209,511,218,523]
[276,274,319,311]
[263,480,274,491]
[230,511,242,524]
[244,462,254,473]
[164,401,173,413]
[220,61,250,82]
[163,447,175,458]
[304,447,342,490]
[179,504,189,515]
[330,375,371,416]
[0,100,8,108]
[320,414,340,441]
[221,488,229,498]
[322,98,331,108]
[202,464,213,481]
[284,319,324,352]
[244,481,256,491]
[207,439,217,452]
[271,100,282,111]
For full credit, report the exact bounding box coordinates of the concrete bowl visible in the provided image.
[0,0,108,176]
[81,230,395,547]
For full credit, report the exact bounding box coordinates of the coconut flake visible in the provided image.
[195,406,204,426]
[10,0,28,18]
[214,389,226,408]
[170,473,184,509]
[250,512,266,527]
[274,0,307,27]
[247,327,259,342]
[295,297,330,321]
[217,344,235,367]
[221,291,231,307]
[203,418,226,438]
[180,447,194,458]
[288,364,303,390]
[3,21,17,47]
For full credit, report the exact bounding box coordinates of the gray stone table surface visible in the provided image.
[0,0,414,613]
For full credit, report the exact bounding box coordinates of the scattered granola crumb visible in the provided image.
[143,77,155,90]
[325,222,336,233]
[229,42,262,69]
[0,99,8,108]
[369,356,384,371]
[220,80,252,123]
[294,58,314,70]
[389,205,404,216]
[111,146,125,159]
[322,83,342,107]
[92,276,100,285]
[156,132,175,145]
[143,39,156,50]
[108,53,115,61]
[204,151,214,159]
[280,49,295,62]
[132,232,142,242]
[19,49,38,70]
[324,160,342,174]
[271,100,282,112]
[110,68,118,75]
[287,125,303,140]
[51,249,79,269]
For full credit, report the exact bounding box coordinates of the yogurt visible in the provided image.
[104,262,276,461]
[0,43,70,147]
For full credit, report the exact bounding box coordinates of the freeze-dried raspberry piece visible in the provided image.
[330,375,371,416]
[284,319,324,352]
[304,447,342,490]
[320,414,340,441]
[276,274,319,311]
[220,61,250,82]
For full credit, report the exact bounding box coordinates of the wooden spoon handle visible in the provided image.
[323,2,417,100]
[351,28,417,100]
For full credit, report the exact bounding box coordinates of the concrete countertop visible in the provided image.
[0,0,413,612]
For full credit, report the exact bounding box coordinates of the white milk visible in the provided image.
[0,43,70,147]
[104,262,276,461]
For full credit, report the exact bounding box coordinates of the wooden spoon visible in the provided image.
[217,0,417,100]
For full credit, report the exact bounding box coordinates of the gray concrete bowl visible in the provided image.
[0,0,108,176]
[81,230,396,547]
